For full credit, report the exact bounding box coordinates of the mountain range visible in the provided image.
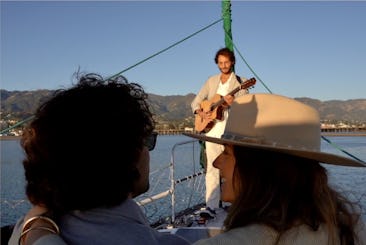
[1,90,366,126]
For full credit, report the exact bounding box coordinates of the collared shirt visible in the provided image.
[9,199,190,245]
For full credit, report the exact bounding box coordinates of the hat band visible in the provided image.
[221,133,265,144]
[221,133,319,152]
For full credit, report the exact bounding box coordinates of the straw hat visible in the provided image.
[184,93,365,167]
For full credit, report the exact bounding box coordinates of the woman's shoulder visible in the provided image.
[192,226,267,245]
[192,224,329,245]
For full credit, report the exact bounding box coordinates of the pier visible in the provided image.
[155,129,186,135]
[155,127,366,136]
[1,127,366,138]
[321,126,366,134]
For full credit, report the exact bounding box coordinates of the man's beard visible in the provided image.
[220,68,232,74]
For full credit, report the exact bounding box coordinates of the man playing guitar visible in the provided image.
[191,47,249,218]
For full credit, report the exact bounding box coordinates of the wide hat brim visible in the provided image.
[184,132,365,167]
[186,93,365,167]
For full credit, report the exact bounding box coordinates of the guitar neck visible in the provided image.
[210,86,241,110]
[208,78,256,111]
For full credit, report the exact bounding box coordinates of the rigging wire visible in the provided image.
[1,15,363,164]
[224,31,273,94]
[223,31,362,163]
[321,136,365,164]
[1,18,224,135]
[107,18,223,80]
[0,116,34,135]
[220,1,362,163]
[224,31,362,162]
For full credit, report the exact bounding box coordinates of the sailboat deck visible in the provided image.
[158,208,227,243]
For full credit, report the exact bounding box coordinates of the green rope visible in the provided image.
[223,31,273,94]
[222,31,365,164]
[1,18,223,133]
[1,14,364,165]
[0,116,34,135]
[234,46,273,94]
[108,18,223,80]
[321,136,365,164]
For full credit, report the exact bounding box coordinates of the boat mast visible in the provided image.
[222,0,235,71]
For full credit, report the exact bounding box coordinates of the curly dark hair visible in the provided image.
[21,73,155,215]
[214,47,235,64]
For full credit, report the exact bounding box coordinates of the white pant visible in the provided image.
[204,141,224,209]
[204,109,228,209]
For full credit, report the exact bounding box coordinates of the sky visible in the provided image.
[1,1,365,101]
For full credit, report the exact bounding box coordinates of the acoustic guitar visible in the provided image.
[194,77,256,133]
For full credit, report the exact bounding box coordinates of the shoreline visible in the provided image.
[321,133,366,137]
[1,133,366,141]
[0,136,21,140]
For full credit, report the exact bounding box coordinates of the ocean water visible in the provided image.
[1,135,366,227]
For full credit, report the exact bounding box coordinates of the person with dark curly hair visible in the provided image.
[9,73,190,245]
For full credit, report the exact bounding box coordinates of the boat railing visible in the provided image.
[136,138,205,227]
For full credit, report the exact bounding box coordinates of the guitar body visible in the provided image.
[195,116,215,133]
[195,94,224,133]
[194,77,256,133]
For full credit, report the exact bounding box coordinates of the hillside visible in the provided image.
[1,89,366,124]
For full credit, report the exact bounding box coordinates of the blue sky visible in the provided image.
[1,1,365,101]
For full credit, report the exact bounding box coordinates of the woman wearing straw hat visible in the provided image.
[186,93,366,245]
